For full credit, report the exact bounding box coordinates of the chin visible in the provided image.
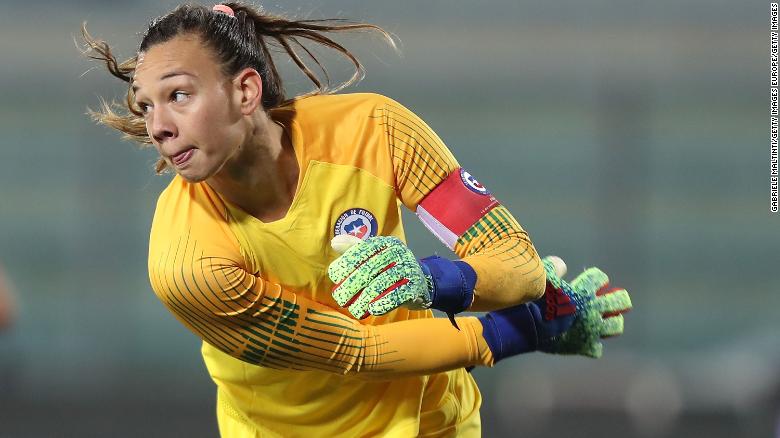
[174,155,219,183]
[176,167,210,183]
[179,173,210,184]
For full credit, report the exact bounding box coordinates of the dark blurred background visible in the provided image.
[0,1,776,437]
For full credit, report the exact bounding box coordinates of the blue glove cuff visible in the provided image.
[419,256,476,314]
[478,304,541,363]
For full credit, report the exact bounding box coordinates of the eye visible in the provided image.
[171,91,189,103]
[137,102,152,115]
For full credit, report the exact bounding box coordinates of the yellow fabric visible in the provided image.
[215,368,481,438]
[148,93,536,436]
[456,205,545,310]
[148,172,490,435]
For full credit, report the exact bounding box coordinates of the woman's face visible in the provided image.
[132,34,246,182]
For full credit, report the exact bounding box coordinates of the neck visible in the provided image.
[207,112,299,222]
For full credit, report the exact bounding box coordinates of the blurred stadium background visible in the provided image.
[0,1,776,437]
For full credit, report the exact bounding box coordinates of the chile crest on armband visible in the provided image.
[460,169,491,196]
[333,208,379,240]
[415,168,499,250]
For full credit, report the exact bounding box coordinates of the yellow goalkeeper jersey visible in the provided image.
[148,93,544,437]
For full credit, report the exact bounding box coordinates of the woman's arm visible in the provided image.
[379,97,546,310]
[149,231,493,379]
[150,227,629,376]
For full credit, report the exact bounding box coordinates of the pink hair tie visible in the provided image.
[212,4,235,17]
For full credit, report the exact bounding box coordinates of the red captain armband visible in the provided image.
[415,168,500,250]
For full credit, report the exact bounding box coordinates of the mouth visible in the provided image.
[171,147,195,167]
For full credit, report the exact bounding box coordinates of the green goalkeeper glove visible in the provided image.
[556,268,632,358]
[478,256,632,361]
[538,258,632,358]
[328,235,432,319]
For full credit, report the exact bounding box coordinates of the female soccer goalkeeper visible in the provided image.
[83,3,631,437]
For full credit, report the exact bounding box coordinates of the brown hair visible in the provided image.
[81,2,396,173]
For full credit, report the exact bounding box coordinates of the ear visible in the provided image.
[232,68,263,115]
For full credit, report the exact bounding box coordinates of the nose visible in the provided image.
[149,106,178,144]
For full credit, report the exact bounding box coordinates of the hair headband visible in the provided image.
[212,4,236,17]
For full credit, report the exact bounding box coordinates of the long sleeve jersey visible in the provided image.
[148,93,543,436]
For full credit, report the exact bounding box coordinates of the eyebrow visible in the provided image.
[132,71,196,93]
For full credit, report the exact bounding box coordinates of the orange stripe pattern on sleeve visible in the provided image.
[374,97,545,309]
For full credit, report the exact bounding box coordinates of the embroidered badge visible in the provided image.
[460,168,491,195]
[334,208,379,240]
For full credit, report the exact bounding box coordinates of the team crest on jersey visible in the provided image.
[460,168,491,195]
[334,208,379,240]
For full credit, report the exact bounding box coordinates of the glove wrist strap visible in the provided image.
[419,256,476,315]
[478,304,541,363]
